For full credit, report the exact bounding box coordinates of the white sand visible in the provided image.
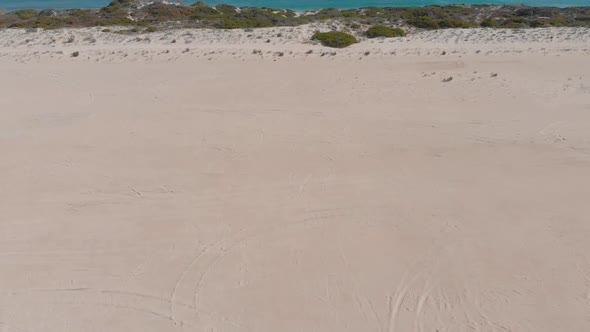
[1,25,590,332]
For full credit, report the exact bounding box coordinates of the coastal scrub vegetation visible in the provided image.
[312,31,357,48]
[13,9,39,20]
[1,0,589,30]
[365,25,406,38]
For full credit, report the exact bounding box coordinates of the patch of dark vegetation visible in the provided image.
[215,4,237,15]
[96,18,136,26]
[407,16,440,29]
[407,17,476,29]
[14,9,39,20]
[1,1,589,30]
[438,18,477,28]
[216,7,299,29]
[365,25,406,38]
[480,18,498,27]
[312,31,357,48]
[140,3,196,23]
[348,22,361,30]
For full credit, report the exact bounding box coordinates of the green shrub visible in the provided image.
[236,7,289,25]
[102,28,111,32]
[341,9,359,18]
[278,9,297,18]
[348,22,361,30]
[367,7,389,18]
[548,16,567,26]
[14,9,39,20]
[191,0,208,6]
[480,18,497,27]
[190,3,220,20]
[101,2,128,17]
[408,16,440,29]
[215,4,237,15]
[501,22,523,29]
[143,3,195,21]
[107,0,136,6]
[35,16,75,29]
[315,8,343,20]
[312,31,357,48]
[500,17,526,28]
[365,25,406,38]
[218,18,272,29]
[529,19,548,27]
[145,26,157,32]
[68,9,90,17]
[97,17,135,26]
[516,8,536,17]
[438,18,475,28]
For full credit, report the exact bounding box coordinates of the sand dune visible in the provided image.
[1,25,589,63]
[1,25,590,332]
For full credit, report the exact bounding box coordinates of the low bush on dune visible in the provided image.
[408,16,475,29]
[348,22,361,30]
[480,18,498,27]
[101,1,129,18]
[14,9,39,20]
[312,31,357,48]
[315,8,344,20]
[547,16,568,26]
[218,18,271,29]
[499,17,527,29]
[216,7,295,29]
[407,16,440,29]
[30,16,76,29]
[190,4,221,20]
[97,17,135,26]
[141,3,195,22]
[235,7,295,26]
[365,25,406,38]
[438,18,476,28]
[527,16,570,28]
[215,4,238,15]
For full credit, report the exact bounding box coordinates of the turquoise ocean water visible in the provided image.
[0,0,587,11]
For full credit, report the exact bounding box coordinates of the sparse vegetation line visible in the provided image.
[1,0,589,30]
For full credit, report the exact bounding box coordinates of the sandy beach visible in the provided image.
[1,25,590,332]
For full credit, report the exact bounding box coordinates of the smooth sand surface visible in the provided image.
[1,25,590,332]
